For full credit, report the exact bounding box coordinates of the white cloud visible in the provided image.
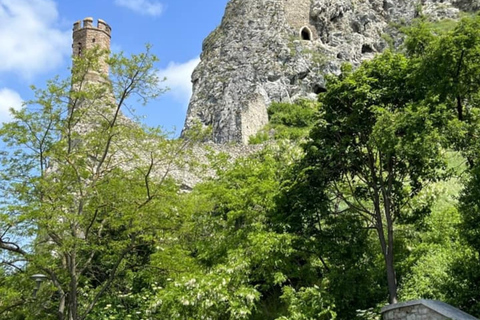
[0,88,23,123]
[0,0,70,78]
[158,57,200,107]
[115,0,164,16]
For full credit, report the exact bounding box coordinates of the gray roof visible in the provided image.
[381,300,478,320]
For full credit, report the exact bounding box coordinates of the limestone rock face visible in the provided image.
[182,0,479,144]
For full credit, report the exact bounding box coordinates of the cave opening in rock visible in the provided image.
[313,84,327,95]
[362,44,374,54]
[301,27,312,41]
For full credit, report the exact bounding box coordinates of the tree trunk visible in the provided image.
[372,189,398,305]
[375,222,398,304]
[385,246,398,304]
[68,251,78,320]
[58,293,66,320]
[384,176,398,304]
[457,95,463,121]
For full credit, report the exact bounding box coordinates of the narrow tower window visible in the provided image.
[301,27,312,41]
[78,42,82,56]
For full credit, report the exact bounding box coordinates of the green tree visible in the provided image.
[413,15,480,123]
[450,164,480,316]
[146,145,332,320]
[395,150,465,304]
[404,15,480,316]
[0,47,196,320]
[276,52,447,305]
[405,15,480,169]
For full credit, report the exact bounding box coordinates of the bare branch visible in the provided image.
[0,240,27,256]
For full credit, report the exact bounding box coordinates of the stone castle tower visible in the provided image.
[72,17,111,79]
[70,17,115,134]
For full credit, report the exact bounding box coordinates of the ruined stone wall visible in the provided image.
[240,92,269,144]
[183,0,475,145]
[381,300,479,320]
[284,0,317,38]
[383,304,448,320]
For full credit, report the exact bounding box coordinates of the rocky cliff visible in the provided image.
[182,0,479,144]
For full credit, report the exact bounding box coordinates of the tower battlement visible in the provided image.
[73,17,111,36]
[72,17,111,77]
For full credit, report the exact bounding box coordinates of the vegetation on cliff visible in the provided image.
[3,12,480,320]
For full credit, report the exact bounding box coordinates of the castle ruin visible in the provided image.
[181,0,473,144]
[72,17,112,81]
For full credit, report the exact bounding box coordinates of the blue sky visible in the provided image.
[0,0,229,135]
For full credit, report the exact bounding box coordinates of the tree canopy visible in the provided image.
[4,13,480,320]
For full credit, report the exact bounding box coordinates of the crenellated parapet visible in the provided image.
[73,17,111,36]
[72,17,112,77]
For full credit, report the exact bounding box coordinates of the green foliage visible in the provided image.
[275,50,449,308]
[399,207,464,301]
[276,285,336,320]
[402,17,436,56]
[150,263,261,319]
[428,18,459,34]
[401,13,475,57]
[6,10,480,320]
[398,13,480,317]
[150,145,338,320]
[248,131,269,144]
[0,46,197,320]
[185,148,295,317]
[459,166,480,252]
[442,251,480,316]
[249,100,318,143]
[455,161,480,319]
[408,14,480,136]
[381,33,395,50]
[268,100,317,130]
